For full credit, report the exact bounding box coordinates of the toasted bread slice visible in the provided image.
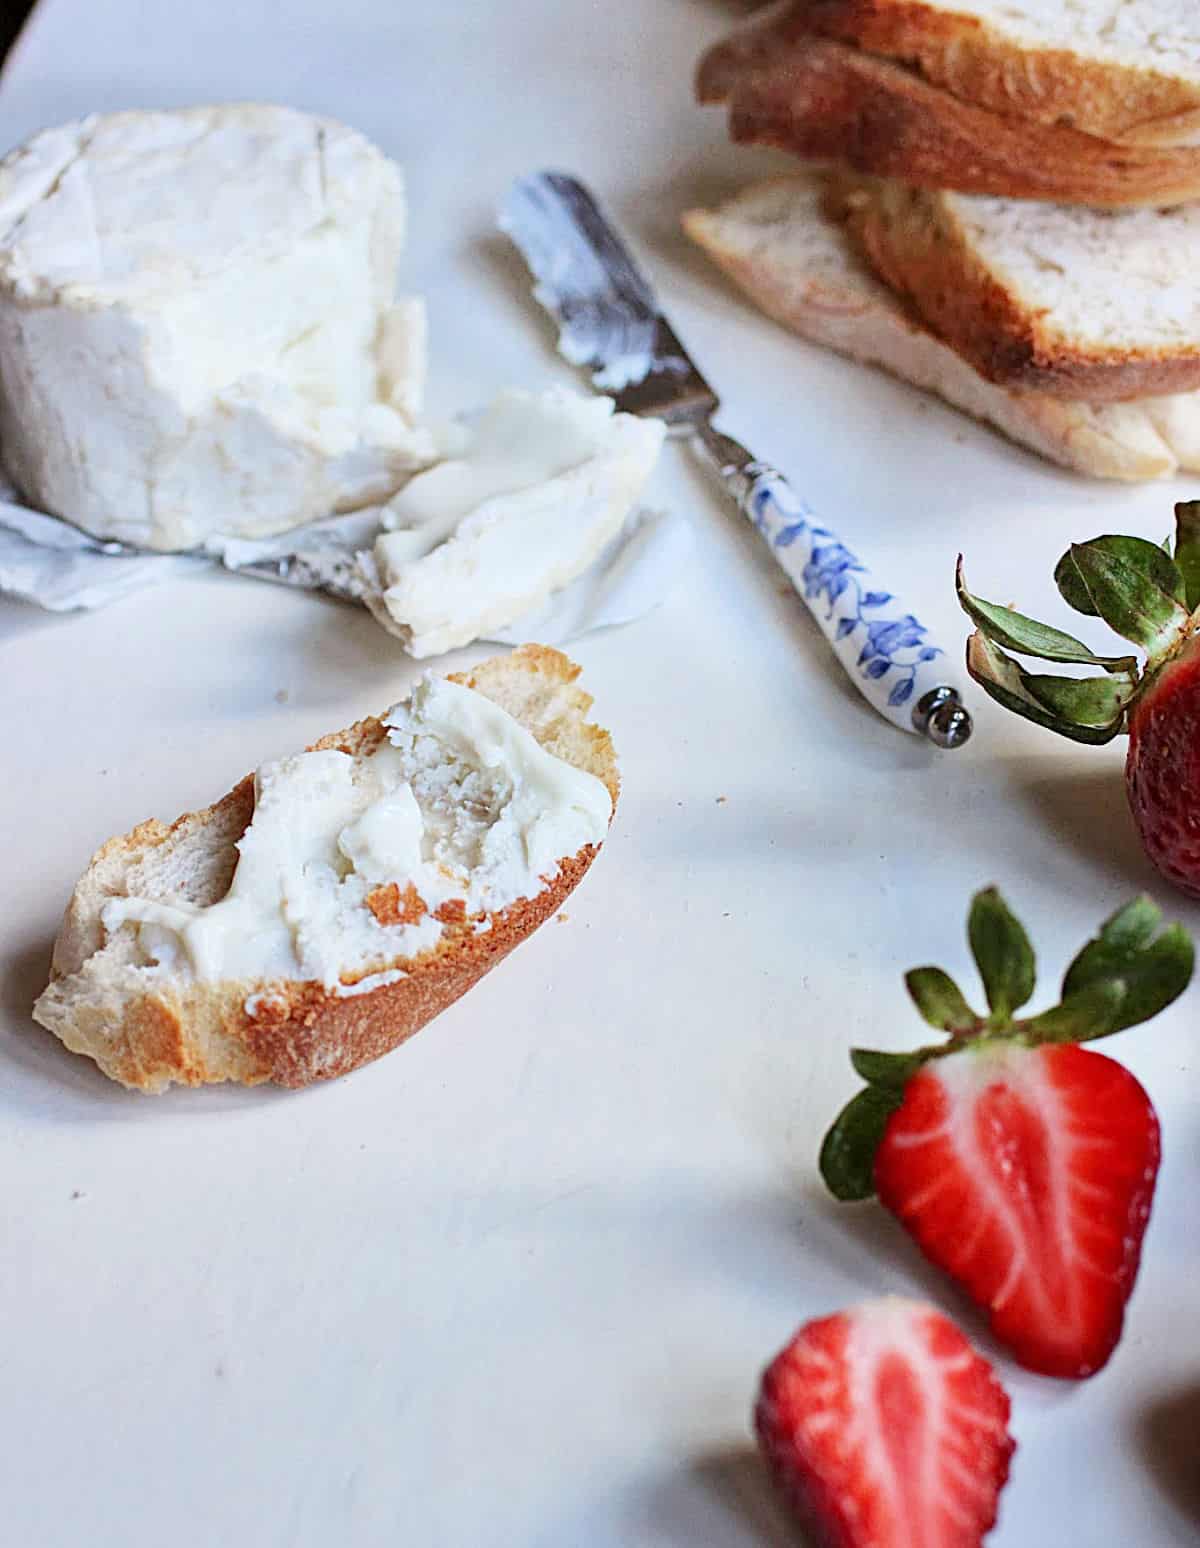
[697,30,1200,208]
[740,0,1200,149]
[683,175,1200,479]
[848,179,1200,398]
[33,646,618,1093]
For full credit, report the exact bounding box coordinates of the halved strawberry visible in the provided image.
[756,1299,1014,1548]
[875,1042,1159,1379]
[959,503,1200,897]
[820,890,1191,1379]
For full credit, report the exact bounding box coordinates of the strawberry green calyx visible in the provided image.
[818,890,1193,1201]
[1054,537,1188,654]
[955,504,1200,744]
[1172,500,1200,611]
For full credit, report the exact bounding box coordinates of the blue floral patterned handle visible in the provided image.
[695,424,970,745]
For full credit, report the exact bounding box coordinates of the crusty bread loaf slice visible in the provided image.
[746,0,1200,148]
[696,29,1200,208]
[33,645,618,1093]
[849,180,1200,399]
[683,175,1200,480]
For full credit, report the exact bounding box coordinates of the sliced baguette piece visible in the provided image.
[696,30,1200,208]
[849,180,1200,398]
[747,0,1200,149]
[33,645,618,1093]
[682,175,1200,480]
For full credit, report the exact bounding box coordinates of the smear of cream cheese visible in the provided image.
[102,674,612,990]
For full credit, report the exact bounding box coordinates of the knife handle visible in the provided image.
[693,422,971,747]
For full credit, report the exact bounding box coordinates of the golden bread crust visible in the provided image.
[848,181,1200,398]
[698,32,1200,208]
[80,844,600,1091]
[785,0,1200,148]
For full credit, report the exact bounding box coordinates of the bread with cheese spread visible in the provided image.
[33,646,618,1093]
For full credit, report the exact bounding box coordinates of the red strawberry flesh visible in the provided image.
[875,1043,1160,1378]
[1127,638,1200,897]
[755,1299,1014,1548]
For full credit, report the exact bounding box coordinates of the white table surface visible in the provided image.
[2,3,1198,1545]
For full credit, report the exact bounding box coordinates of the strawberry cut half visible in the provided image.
[819,889,1190,1379]
[874,1042,1160,1379]
[756,1299,1015,1548]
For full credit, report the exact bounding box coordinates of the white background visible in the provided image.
[1,3,1198,1544]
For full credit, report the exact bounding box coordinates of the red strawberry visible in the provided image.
[959,505,1200,898]
[756,1299,1015,1548]
[1126,635,1200,894]
[875,1042,1159,1379]
[820,889,1190,1379]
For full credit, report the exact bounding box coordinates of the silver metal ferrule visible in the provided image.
[912,686,973,749]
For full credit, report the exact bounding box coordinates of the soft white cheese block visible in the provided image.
[101,673,613,992]
[363,387,666,657]
[0,104,434,550]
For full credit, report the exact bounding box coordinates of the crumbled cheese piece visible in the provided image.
[366,388,664,656]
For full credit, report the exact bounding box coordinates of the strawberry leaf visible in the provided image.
[1055,536,1186,619]
[850,1048,928,1088]
[957,559,1135,669]
[1060,896,1194,1035]
[905,967,978,1033]
[819,1085,903,1201]
[1023,979,1127,1044]
[969,888,1035,1023]
[1057,541,1189,657]
[1174,501,1200,614]
[1020,670,1136,729]
[1087,894,1162,952]
[966,634,1129,745]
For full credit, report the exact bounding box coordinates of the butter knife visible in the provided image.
[0,498,374,604]
[499,172,971,748]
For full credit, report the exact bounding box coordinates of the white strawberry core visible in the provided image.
[922,1046,1084,1339]
[841,1299,1006,1547]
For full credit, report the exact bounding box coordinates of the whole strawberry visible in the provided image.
[756,1299,1015,1548]
[820,890,1192,1379]
[960,501,1200,896]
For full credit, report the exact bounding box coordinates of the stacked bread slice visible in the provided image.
[690,1,1200,479]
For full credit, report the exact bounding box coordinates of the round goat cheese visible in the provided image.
[0,104,432,549]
